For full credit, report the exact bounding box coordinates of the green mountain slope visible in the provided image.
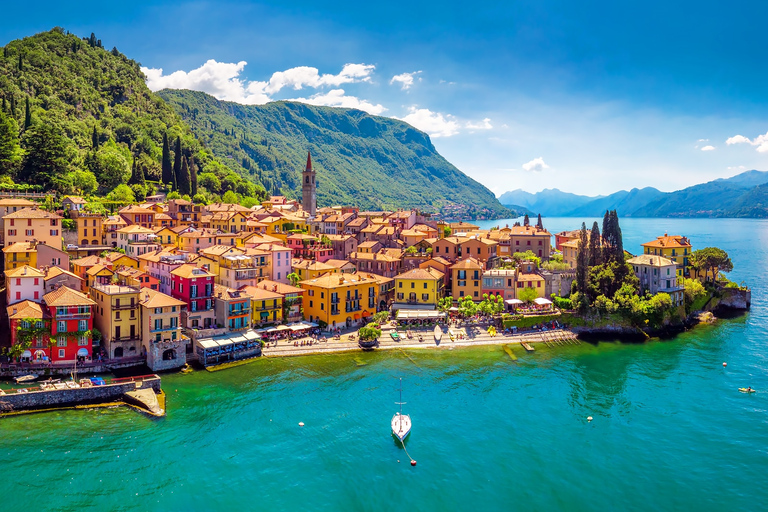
[0,28,260,199]
[157,89,510,218]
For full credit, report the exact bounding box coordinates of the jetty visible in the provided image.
[0,374,165,417]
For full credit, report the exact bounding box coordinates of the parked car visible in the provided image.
[66,244,78,250]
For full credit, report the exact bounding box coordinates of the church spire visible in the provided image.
[306,151,312,171]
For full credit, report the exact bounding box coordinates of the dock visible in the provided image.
[521,342,535,352]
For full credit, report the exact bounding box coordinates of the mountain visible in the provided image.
[0,28,257,199]
[567,187,664,217]
[498,188,596,216]
[497,170,768,218]
[157,89,510,218]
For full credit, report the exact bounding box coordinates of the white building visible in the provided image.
[627,254,684,306]
[5,265,45,305]
[116,225,162,257]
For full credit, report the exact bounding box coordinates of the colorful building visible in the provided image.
[300,272,391,328]
[641,234,692,276]
[138,288,188,371]
[213,284,251,332]
[42,285,96,362]
[5,265,45,305]
[450,257,484,300]
[627,254,685,306]
[90,283,142,359]
[240,285,283,326]
[3,207,62,249]
[392,267,444,310]
[170,264,216,329]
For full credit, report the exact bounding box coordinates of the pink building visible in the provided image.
[5,265,45,305]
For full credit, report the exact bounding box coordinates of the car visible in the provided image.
[66,244,78,250]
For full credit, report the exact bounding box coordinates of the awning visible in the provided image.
[22,350,32,358]
[276,325,292,331]
[448,307,459,312]
[534,298,552,305]
[396,310,446,320]
[353,314,361,320]
[505,299,523,305]
[362,311,371,317]
[77,348,89,357]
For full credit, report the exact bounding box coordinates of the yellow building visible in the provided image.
[393,267,445,310]
[450,257,484,300]
[292,259,337,281]
[300,272,391,329]
[72,211,104,247]
[3,207,62,249]
[240,285,284,326]
[3,241,37,270]
[641,234,692,276]
[85,264,115,291]
[104,252,140,270]
[154,226,179,247]
[89,282,141,359]
[516,271,546,299]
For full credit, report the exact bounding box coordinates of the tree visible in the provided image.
[94,143,130,191]
[683,278,707,312]
[437,295,454,312]
[588,221,601,267]
[536,213,543,229]
[177,156,191,195]
[106,184,135,203]
[405,246,418,255]
[287,272,301,287]
[190,160,198,196]
[372,311,389,324]
[690,247,733,282]
[19,123,70,189]
[523,214,530,227]
[0,109,20,174]
[91,126,99,149]
[575,222,589,295]
[442,225,451,238]
[358,322,382,342]
[518,286,538,303]
[457,296,477,318]
[198,172,221,193]
[161,133,173,185]
[23,97,31,130]
[173,136,182,189]
[70,170,98,195]
[222,190,239,204]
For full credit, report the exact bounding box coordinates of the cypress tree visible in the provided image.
[161,133,173,185]
[536,213,543,230]
[91,126,99,149]
[610,210,624,262]
[10,95,16,118]
[23,97,31,129]
[173,136,182,188]
[523,214,530,227]
[588,221,601,267]
[601,210,612,262]
[1,97,6,114]
[576,222,589,296]
[18,53,23,71]
[178,156,191,196]
[137,162,146,187]
[190,160,198,196]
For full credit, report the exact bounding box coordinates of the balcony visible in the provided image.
[331,297,340,304]
[151,324,180,333]
[56,311,91,320]
[113,336,140,343]
[234,269,260,280]
[345,305,362,313]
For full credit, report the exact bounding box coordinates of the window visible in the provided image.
[57,321,66,333]
[57,336,67,347]
[25,229,34,236]
[15,291,20,300]
[411,282,415,288]
[155,307,163,314]
[34,291,39,300]
[50,230,58,236]
[398,282,402,288]
[78,336,88,346]
[423,283,428,289]
[422,293,429,301]
[58,349,65,358]
[79,320,87,331]
[7,229,15,236]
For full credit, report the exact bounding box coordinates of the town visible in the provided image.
[0,153,744,380]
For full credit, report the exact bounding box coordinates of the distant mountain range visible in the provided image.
[498,170,768,218]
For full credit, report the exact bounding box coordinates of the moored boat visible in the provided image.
[434,325,442,342]
[391,377,412,442]
[14,374,38,383]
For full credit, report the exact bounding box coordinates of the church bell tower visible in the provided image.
[302,151,316,217]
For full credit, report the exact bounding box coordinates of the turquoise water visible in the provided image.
[1,218,767,511]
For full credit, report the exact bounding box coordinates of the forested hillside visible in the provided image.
[158,89,510,217]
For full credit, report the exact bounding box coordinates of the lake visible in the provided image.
[1,217,766,511]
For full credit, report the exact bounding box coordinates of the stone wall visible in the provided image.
[146,339,187,372]
[542,270,576,297]
[0,377,161,412]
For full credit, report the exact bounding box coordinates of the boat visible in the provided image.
[739,387,756,393]
[434,325,442,342]
[390,331,401,341]
[521,342,535,352]
[14,374,38,383]
[391,378,412,443]
[180,363,193,374]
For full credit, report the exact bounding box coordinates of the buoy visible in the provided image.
[587,416,593,422]
[723,362,727,367]
[411,460,417,466]
[298,422,304,427]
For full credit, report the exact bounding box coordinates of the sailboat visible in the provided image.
[391,377,412,442]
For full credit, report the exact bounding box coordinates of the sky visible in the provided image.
[2,0,768,197]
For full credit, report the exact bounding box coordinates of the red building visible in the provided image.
[286,234,333,262]
[170,264,216,329]
[43,286,96,362]
[7,301,51,363]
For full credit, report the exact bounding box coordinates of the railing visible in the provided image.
[113,303,136,310]
[56,312,90,319]
[150,325,179,333]
[112,335,140,342]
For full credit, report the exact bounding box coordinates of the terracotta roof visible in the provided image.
[0,198,36,207]
[517,273,545,282]
[200,245,245,257]
[104,252,139,264]
[86,264,114,276]
[63,196,87,204]
[117,224,156,234]
[171,264,216,279]
[349,251,400,263]
[507,225,551,236]
[300,272,391,289]
[214,284,250,301]
[292,259,335,272]
[430,256,452,266]
[358,241,381,249]
[324,259,356,269]
[7,300,47,320]
[395,268,444,281]
[239,285,283,301]
[119,205,155,215]
[255,280,304,296]
[43,285,96,307]
[44,266,83,282]
[71,255,111,267]
[450,257,484,270]
[3,207,61,220]
[5,265,45,278]
[641,234,692,249]
[139,288,186,308]
[155,213,173,220]
[2,241,37,253]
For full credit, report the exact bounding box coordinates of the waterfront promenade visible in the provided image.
[260,323,579,358]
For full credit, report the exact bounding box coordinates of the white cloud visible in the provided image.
[466,118,493,130]
[700,145,715,151]
[142,60,376,106]
[727,165,747,171]
[390,71,422,90]
[726,134,752,145]
[725,132,768,152]
[522,157,549,172]
[400,107,461,138]
[292,89,386,115]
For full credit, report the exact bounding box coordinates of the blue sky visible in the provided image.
[2,0,768,196]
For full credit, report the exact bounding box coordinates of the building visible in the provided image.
[627,254,685,306]
[255,280,304,323]
[5,265,45,305]
[71,211,104,247]
[482,269,517,301]
[44,266,84,294]
[138,288,188,371]
[0,198,37,245]
[292,259,337,281]
[70,255,112,290]
[241,285,283,326]
[3,207,62,249]
[90,283,141,360]
[118,205,156,229]
[256,243,292,283]
[348,250,402,278]
[516,270,546,300]
[213,284,252,332]
[116,225,161,257]
[392,268,445,310]
[42,286,96,363]
[300,272,391,328]
[138,249,188,295]
[7,301,50,363]
[62,196,87,212]
[640,234,692,276]
[450,258,484,300]
[117,267,159,291]
[170,264,216,330]
[554,230,581,251]
[302,151,317,217]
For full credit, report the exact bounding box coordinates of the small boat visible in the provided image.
[180,364,193,374]
[521,342,535,352]
[14,374,38,383]
[391,378,412,442]
[739,387,756,393]
[434,325,442,343]
[390,331,400,341]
